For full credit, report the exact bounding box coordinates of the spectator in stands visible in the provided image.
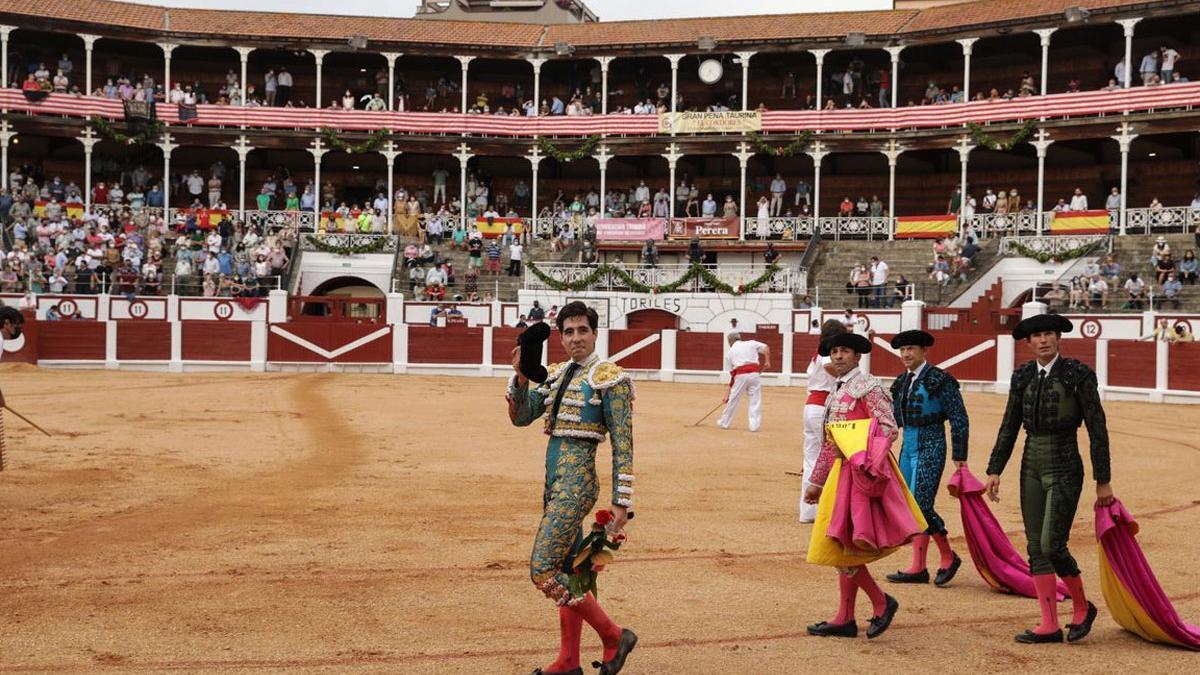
[722,195,738,218]
[1100,255,1122,286]
[1088,274,1110,309]
[701,193,717,218]
[1179,250,1197,284]
[769,173,786,216]
[507,239,523,276]
[1160,45,1182,83]
[1151,236,1171,267]
[1069,188,1089,211]
[641,239,659,268]
[1140,49,1159,85]
[1124,273,1147,309]
[1155,252,1176,285]
[868,256,889,307]
[687,235,704,266]
[1105,187,1121,213]
[839,197,854,217]
[579,239,598,267]
[1160,272,1183,309]
[1042,282,1068,308]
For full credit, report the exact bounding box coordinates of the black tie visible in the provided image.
[549,362,581,431]
[1033,370,1047,432]
[903,372,915,422]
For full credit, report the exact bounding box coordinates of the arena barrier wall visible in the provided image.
[4,292,1199,403]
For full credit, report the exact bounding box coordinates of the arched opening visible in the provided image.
[625,308,679,331]
[301,275,386,319]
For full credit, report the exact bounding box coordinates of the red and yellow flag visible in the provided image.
[895,214,957,239]
[1048,209,1110,235]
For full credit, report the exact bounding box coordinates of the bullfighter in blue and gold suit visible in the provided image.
[507,301,638,675]
[886,330,970,587]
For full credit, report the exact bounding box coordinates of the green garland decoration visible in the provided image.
[1008,240,1101,264]
[320,128,389,153]
[538,135,601,162]
[748,131,814,157]
[305,234,391,255]
[86,116,166,145]
[966,119,1038,151]
[527,261,781,295]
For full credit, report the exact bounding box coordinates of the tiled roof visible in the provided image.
[543,9,920,47]
[0,0,1164,49]
[904,0,1154,33]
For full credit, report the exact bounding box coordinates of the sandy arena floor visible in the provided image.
[0,365,1197,673]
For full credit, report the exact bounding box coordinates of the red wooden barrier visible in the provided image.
[1107,341,1156,389]
[607,329,661,370]
[675,331,724,371]
[408,325,484,364]
[492,327,523,366]
[181,322,251,361]
[792,334,822,374]
[37,321,106,360]
[1168,342,1200,391]
[267,322,391,363]
[116,321,171,360]
[873,333,998,382]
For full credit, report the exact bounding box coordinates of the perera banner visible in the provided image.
[666,217,740,240]
[658,110,762,134]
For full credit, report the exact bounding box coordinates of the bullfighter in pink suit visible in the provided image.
[803,332,926,639]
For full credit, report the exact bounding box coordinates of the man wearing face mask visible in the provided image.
[508,301,638,675]
[986,313,1113,645]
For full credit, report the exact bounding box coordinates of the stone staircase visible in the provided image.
[806,237,1000,308]
[1108,233,1200,312]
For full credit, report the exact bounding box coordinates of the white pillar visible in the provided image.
[79,34,99,95]
[995,334,1015,394]
[736,51,756,111]
[1095,339,1109,395]
[231,135,254,216]
[733,142,753,237]
[1021,300,1048,319]
[807,141,828,222]
[157,130,177,222]
[883,139,903,239]
[594,145,612,218]
[526,145,543,235]
[1118,18,1141,89]
[382,52,402,111]
[310,48,329,109]
[597,56,613,115]
[665,53,684,117]
[455,142,474,229]
[660,329,677,382]
[0,120,14,192]
[456,55,474,114]
[1031,129,1053,235]
[79,127,100,210]
[955,136,974,238]
[1034,28,1056,97]
[0,26,14,94]
[957,38,978,102]
[379,140,401,233]
[885,46,904,109]
[157,42,177,94]
[1112,122,1137,236]
[235,46,254,108]
[528,56,545,120]
[663,142,682,219]
[308,137,328,220]
[809,49,829,110]
[901,299,925,331]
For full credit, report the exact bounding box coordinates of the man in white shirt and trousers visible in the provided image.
[718,332,771,432]
[799,319,848,522]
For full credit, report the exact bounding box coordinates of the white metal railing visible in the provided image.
[526,262,801,293]
[816,216,893,240]
[1124,206,1198,235]
[1000,234,1111,258]
[741,216,817,240]
[967,211,1042,236]
[300,232,399,253]
[246,209,318,233]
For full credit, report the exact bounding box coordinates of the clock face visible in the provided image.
[698,58,723,85]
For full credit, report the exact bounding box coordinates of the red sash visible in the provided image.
[728,363,761,390]
[806,390,829,406]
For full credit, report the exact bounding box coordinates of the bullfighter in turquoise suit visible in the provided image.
[886,330,969,587]
[507,301,638,675]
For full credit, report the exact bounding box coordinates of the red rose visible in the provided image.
[595,510,613,526]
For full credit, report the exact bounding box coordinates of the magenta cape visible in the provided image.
[946,467,1068,600]
[1096,499,1200,649]
[825,418,925,554]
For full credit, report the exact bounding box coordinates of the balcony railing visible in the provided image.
[300,232,398,253]
[1124,206,1198,234]
[7,82,1200,137]
[525,262,802,294]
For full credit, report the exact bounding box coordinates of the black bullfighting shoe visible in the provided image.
[592,628,638,675]
[806,620,858,638]
[934,553,963,587]
[866,595,900,639]
[886,569,930,584]
[1066,602,1098,643]
[1015,629,1064,644]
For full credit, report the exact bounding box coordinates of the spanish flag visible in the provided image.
[475,217,524,238]
[33,200,86,220]
[895,214,958,239]
[1048,209,1110,235]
